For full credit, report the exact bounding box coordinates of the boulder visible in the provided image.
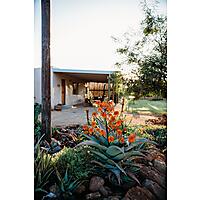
[145,148,166,162]
[89,176,105,192]
[86,192,101,200]
[110,197,120,200]
[153,159,167,174]
[143,179,166,200]
[125,186,156,200]
[139,166,166,188]
[99,186,109,197]
[75,184,86,194]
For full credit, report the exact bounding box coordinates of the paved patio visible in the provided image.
[51,106,96,127]
[51,104,158,127]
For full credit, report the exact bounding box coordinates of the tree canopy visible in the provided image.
[114,1,167,99]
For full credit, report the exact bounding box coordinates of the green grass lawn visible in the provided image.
[126,99,167,115]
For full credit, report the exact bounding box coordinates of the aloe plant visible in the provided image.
[77,138,149,184]
[78,100,155,184]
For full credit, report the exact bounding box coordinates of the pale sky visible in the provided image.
[34,0,166,70]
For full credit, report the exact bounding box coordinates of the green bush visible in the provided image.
[136,125,167,151]
[53,146,95,181]
[34,103,42,143]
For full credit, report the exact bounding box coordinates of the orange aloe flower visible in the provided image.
[111,124,116,130]
[123,127,127,132]
[96,127,101,133]
[116,129,122,135]
[101,112,107,118]
[114,111,119,116]
[98,107,103,112]
[108,100,114,106]
[119,137,125,143]
[115,120,122,127]
[101,101,108,108]
[110,116,116,122]
[95,100,101,105]
[108,136,114,143]
[106,106,112,112]
[100,129,106,137]
[91,121,96,128]
[88,127,94,134]
[128,133,136,143]
[83,124,88,131]
[108,114,113,118]
[92,112,98,117]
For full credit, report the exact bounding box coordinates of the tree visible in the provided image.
[114,1,167,98]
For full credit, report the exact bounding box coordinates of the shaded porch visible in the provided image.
[52,68,116,108]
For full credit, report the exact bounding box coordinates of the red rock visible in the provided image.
[125,186,156,200]
[139,166,166,189]
[153,159,166,174]
[89,176,105,192]
[143,179,166,200]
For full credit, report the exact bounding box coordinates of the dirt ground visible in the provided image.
[51,104,158,128]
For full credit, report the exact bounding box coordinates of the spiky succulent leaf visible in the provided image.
[106,145,124,157]
[77,140,108,151]
[96,117,106,131]
[81,133,99,143]
[123,150,146,160]
[112,153,124,161]
[109,168,121,184]
[90,150,109,161]
[126,170,141,185]
[125,138,155,151]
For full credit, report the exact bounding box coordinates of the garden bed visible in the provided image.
[34,102,167,200]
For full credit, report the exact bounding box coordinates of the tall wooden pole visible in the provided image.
[41,0,51,143]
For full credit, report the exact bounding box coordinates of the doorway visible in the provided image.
[61,79,66,105]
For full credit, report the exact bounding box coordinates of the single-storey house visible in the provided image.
[34,67,116,109]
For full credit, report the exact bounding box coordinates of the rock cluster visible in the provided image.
[83,146,167,200]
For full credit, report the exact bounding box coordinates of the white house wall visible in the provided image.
[52,73,86,107]
[34,68,41,104]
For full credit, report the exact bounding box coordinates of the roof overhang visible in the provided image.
[52,67,116,82]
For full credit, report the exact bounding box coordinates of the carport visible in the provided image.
[52,68,116,107]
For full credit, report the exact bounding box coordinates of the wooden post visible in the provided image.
[85,109,90,125]
[121,97,125,113]
[108,74,111,100]
[41,0,51,143]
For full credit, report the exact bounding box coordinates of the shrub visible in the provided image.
[53,146,95,181]
[34,103,42,143]
[135,125,167,151]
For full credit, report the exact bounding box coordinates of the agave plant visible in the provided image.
[56,168,83,198]
[34,136,54,194]
[78,100,155,184]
